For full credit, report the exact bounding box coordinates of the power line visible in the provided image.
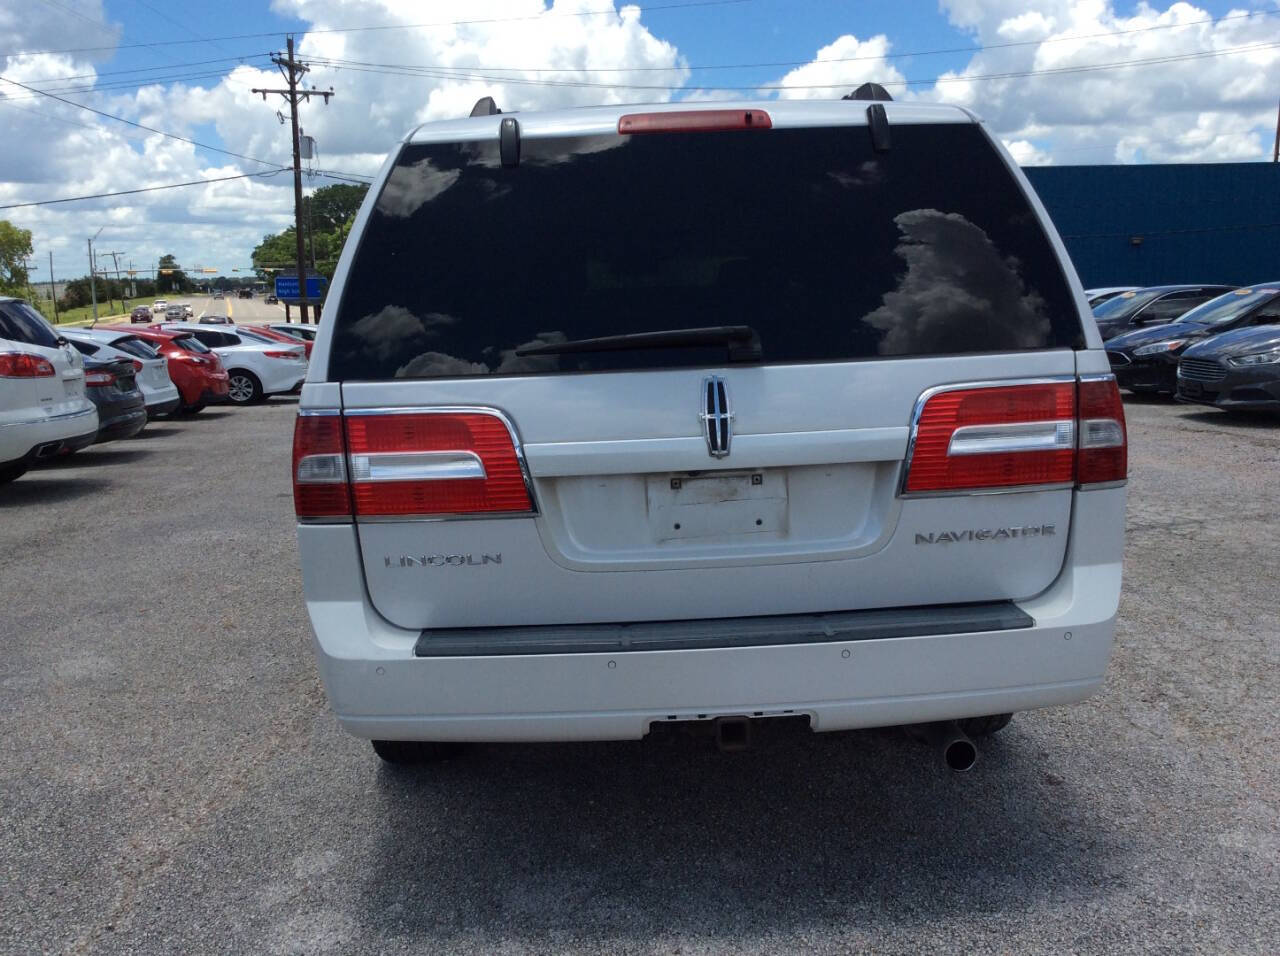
[0,170,285,210]
[307,7,1280,75]
[0,0,751,58]
[20,54,272,86]
[305,38,1280,92]
[0,73,284,168]
[0,69,265,101]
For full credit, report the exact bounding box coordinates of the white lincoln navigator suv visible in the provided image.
[294,96,1127,769]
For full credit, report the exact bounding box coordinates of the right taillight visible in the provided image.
[292,409,533,520]
[902,376,1127,495]
[1076,375,1128,486]
[0,352,56,378]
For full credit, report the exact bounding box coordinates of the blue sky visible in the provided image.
[3,0,1278,275]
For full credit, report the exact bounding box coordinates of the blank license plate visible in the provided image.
[646,472,787,542]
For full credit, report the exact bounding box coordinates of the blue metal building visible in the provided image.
[1024,163,1280,288]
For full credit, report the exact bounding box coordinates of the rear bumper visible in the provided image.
[92,397,147,442]
[0,404,99,466]
[300,487,1126,742]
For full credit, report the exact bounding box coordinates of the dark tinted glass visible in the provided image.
[69,340,98,356]
[0,301,59,348]
[330,123,1081,380]
[173,334,211,354]
[1093,289,1164,320]
[109,336,159,359]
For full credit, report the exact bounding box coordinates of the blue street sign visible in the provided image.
[274,275,326,301]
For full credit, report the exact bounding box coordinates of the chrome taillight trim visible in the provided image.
[349,450,486,483]
[947,420,1075,457]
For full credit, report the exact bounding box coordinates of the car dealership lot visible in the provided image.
[1,399,1276,954]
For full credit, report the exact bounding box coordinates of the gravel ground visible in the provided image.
[1,397,1276,955]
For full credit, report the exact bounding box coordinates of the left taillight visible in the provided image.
[84,369,116,387]
[292,409,534,520]
[0,352,56,377]
[292,412,351,518]
[902,376,1127,495]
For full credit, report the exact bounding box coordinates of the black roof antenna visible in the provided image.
[844,82,893,102]
[470,96,502,117]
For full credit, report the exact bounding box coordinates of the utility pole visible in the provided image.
[306,195,317,271]
[48,251,58,323]
[1273,97,1279,163]
[88,226,104,324]
[252,36,333,324]
[104,251,127,311]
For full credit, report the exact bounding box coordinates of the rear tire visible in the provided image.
[0,462,28,484]
[371,739,465,765]
[227,370,262,405]
[957,713,1013,737]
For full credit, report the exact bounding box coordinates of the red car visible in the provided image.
[104,326,230,413]
[234,323,314,359]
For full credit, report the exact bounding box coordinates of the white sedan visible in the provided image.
[154,322,307,404]
[0,297,98,482]
[61,328,181,417]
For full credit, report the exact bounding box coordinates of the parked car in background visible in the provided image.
[1107,284,1280,394]
[265,294,278,304]
[81,356,146,443]
[155,322,306,404]
[0,297,97,482]
[235,323,314,358]
[1092,284,1234,341]
[62,328,181,417]
[199,314,233,325]
[130,306,152,324]
[104,326,229,413]
[267,323,314,342]
[1084,286,1138,307]
[238,289,253,299]
[1177,324,1280,413]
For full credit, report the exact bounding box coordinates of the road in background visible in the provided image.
[0,399,1276,954]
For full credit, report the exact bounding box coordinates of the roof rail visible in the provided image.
[844,82,893,102]
[470,96,502,117]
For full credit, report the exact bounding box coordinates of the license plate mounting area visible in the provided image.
[646,471,788,542]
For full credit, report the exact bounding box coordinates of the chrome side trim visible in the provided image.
[298,406,342,417]
[902,481,1075,500]
[1077,479,1127,491]
[947,420,1074,457]
[339,405,539,515]
[354,511,537,523]
[0,405,96,429]
[898,376,1077,499]
[349,450,485,482]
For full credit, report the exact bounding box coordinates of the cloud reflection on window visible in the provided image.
[865,209,1050,355]
[375,159,461,219]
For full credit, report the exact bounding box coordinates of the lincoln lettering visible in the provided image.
[914,525,1055,545]
[384,554,502,568]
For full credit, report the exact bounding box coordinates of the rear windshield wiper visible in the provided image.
[515,325,762,362]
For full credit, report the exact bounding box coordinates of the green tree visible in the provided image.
[308,183,367,234]
[0,219,35,296]
[156,253,192,293]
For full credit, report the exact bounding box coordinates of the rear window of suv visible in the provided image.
[330,122,1082,381]
[0,300,59,349]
